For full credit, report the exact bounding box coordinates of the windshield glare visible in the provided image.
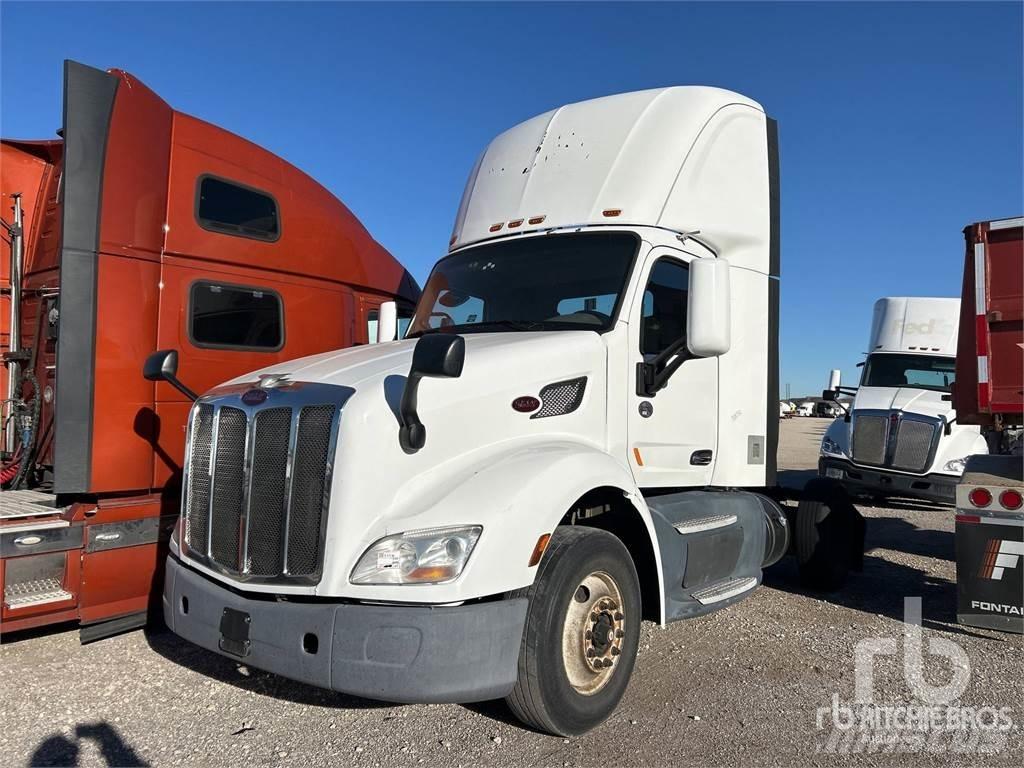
[861,353,956,392]
[406,232,638,337]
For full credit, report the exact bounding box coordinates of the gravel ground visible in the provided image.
[2,418,1021,767]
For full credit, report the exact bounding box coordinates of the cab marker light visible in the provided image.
[528,215,546,225]
[968,487,992,508]
[602,208,622,217]
[489,222,504,232]
[999,490,1022,510]
[633,447,644,466]
[508,219,524,228]
[529,533,551,567]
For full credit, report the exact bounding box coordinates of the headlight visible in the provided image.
[821,436,845,457]
[943,457,968,474]
[350,525,482,585]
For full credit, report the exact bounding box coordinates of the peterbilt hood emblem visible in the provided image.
[258,373,291,389]
[241,389,268,405]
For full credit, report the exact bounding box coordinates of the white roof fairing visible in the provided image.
[449,87,771,272]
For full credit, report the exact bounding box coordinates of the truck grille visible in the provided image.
[850,410,941,474]
[182,384,345,583]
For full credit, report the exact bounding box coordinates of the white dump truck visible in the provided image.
[151,87,862,735]
[820,297,987,504]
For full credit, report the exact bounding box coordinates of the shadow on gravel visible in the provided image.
[865,515,955,561]
[143,627,391,710]
[30,722,147,767]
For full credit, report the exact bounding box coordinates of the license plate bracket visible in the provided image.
[218,607,251,657]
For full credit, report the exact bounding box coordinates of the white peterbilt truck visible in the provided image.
[819,297,987,504]
[151,87,861,735]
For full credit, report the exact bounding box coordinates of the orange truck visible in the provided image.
[951,216,1023,633]
[0,61,418,640]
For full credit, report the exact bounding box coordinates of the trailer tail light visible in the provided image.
[999,490,1023,510]
[968,487,992,508]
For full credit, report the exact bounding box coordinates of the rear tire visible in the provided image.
[505,526,641,736]
[796,479,863,591]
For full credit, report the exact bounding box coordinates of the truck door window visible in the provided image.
[190,282,284,350]
[196,175,280,241]
[640,259,688,357]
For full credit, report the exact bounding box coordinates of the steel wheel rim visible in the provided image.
[561,570,626,696]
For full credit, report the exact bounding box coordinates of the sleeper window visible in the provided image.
[190,282,283,350]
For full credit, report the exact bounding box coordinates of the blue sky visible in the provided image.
[2,2,1021,396]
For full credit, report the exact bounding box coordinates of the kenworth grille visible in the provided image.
[850,410,942,474]
[181,382,348,584]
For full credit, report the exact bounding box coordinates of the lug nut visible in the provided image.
[586,648,596,658]
[607,600,618,610]
[585,630,593,640]
[611,647,621,656]
[614,612,624,621]
[616,629,624,638]
[603,659,614,668]
[590,612,599,622]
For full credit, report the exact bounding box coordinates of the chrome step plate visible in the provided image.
[673,513,738,535]
[692,576,758,605]
[0,490,67,521]
[4,577,73,609]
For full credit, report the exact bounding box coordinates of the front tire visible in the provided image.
[505,526,641,736]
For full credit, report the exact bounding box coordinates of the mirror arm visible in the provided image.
[168,378,199,403]
[637,337,693,397]
[943,415,956,437]
[398,372,425,452]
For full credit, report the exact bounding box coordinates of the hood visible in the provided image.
[853,385,954,420]
[221,331,603,394]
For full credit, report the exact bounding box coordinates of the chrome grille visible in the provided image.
[182,383,346,584]
[851,414,888,466]
[892,418,938,473]
[850,410,941,474]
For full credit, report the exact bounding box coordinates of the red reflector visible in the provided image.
[969,487,992,508]
[955,514,980,524]
[999,490,1023,510]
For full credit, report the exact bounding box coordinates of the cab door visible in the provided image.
[627,248,718,488]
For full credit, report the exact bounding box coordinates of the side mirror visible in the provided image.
[828,369,841,391]
[143,349,198,402]
[687,258,731,357]
[399,334,465,452]
[377,301,398,343]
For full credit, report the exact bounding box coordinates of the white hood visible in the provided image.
[852,385,954,421]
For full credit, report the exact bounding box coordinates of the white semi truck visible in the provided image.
[150,87,862,735]
[819,297,987,504]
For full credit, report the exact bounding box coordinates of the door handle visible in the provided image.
[690,450,713,466]
[94,532,121,542]
[14,535,43,547]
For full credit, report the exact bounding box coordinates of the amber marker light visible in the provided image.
[529,533,551,567]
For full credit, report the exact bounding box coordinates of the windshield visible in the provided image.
[861,353,956,392]
[406,232,638,338]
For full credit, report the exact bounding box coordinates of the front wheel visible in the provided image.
[505,526,641,736]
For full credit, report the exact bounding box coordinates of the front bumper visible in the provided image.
[163,555,528,703]
[818,457,956,504]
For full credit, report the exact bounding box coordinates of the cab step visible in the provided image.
[673,513,737,535]
[4,577,73,609]
[691,576,758,606]
[0,489,67,521]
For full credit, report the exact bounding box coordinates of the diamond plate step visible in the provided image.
[673,513,738,535]
[691,576,758,606]
[0,490,66,521]
[4,577,73,609]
